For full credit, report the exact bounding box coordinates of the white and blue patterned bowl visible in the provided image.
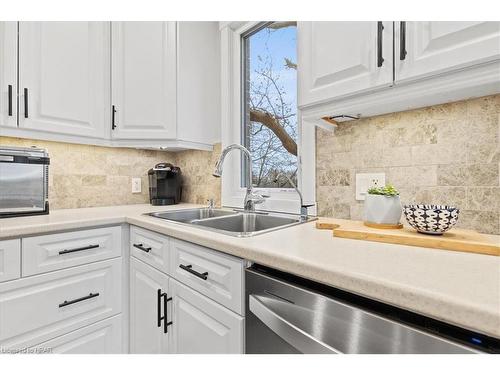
[403,204,459,235]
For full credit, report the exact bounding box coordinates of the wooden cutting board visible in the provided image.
[316,218,500,256]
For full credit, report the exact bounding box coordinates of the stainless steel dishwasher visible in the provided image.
[245,264,500,354]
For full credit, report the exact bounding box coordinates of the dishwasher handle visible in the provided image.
[249,294,340,354]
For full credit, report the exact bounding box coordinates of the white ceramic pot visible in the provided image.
[363,194,402,225]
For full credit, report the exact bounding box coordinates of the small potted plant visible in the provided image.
[363,184,402,228]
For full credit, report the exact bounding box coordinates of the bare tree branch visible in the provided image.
[284,57,297,70]
[268,21,297,30]
[250,109,297,156]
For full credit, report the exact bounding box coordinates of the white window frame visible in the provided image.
[220,22,316,214]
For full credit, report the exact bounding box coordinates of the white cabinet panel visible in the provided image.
[31,315,122,354]
[111,22,176,140]
[298,21,393,107]
[170,238,244,315]
[0,22,17,127]
[0,258,121,349]
[170,278,243,354]
[18,22,110,138]
[176,22,220,144]
[130,225,170,274]
[22,226,122,276]
[0,239,21,283]
[129,257,170,354]
[396,21,500,82]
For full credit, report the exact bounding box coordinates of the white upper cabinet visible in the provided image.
[176,22,220,146]
[0,22,17,128]
[395,21,500,83]
[298,21,393,107]
[18,22,110,138]
[299,21,500,119]
[111,22,177,140]
[111,21,220,148]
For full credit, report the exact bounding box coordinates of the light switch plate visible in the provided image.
[355,173,385,201]
[131,178,142,194]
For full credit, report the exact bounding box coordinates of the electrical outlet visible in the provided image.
[131,178,142,194]
[355,173,385,201]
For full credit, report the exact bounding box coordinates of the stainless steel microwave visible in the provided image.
[0,146,50,218]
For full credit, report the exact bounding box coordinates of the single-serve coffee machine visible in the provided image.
[147,163,182,205]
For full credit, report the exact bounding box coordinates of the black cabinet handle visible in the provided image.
[179,264,208,280]
[24,88,28,118]
[8,85,12,116]
[58,244,99,255]
[400,21,407,60]
[157,289,173,334]
[377,21,384,67]
[111,105,117,130]
[133,243,151,253]
[59,292,99,308]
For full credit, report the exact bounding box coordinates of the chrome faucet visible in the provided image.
[213,144,266,212]
[274,173,314,221]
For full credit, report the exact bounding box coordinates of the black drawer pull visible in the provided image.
[58,244,99,255]
[377,21,384,67]
[59,292,99,308]
[111,105,117,130]
[24,88,29,118]
[133,243,151,253]
[8,85,13,116]
[157,289,173,334]
[400,21,407,60]
[179,264,208,280]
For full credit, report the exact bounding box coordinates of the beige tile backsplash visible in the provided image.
[0,136,221,210]
[1,95,498,235]
[316,94,500,234]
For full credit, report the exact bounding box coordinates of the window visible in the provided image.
[242,22,298,189]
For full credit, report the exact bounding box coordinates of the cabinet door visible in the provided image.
[298,21,393,107]
[129,257,170,354]
[18,22,110,138]
[111,22,176,140]
[0,21,17,127]
[169,278,244,354]
[396,21,500,82]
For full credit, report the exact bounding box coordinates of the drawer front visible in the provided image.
[130,226,169,273]
[22,226,122,276]
[170,239,244,315]
[0,239,21,282]
[0,258,121,349]
[30,315,123,354]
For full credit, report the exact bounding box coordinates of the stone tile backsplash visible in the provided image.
[0,136,221,210]
[2,95,498,235]
[316,94,500,234]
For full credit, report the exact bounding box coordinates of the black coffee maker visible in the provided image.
[148,163,182,205]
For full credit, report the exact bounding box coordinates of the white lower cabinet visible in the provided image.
[22,226,122,276]
[0,258,122,350]
[129,257,170,354]
[129,229,245,354]
[31,315,122,354]
[0,239,21,283]
[169,278,244,354]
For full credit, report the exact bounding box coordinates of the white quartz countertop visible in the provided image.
[1,203,499,339]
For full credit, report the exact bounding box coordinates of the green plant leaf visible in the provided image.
[367,184,400,196]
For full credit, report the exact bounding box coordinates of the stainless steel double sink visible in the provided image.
[146,208,316,237]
